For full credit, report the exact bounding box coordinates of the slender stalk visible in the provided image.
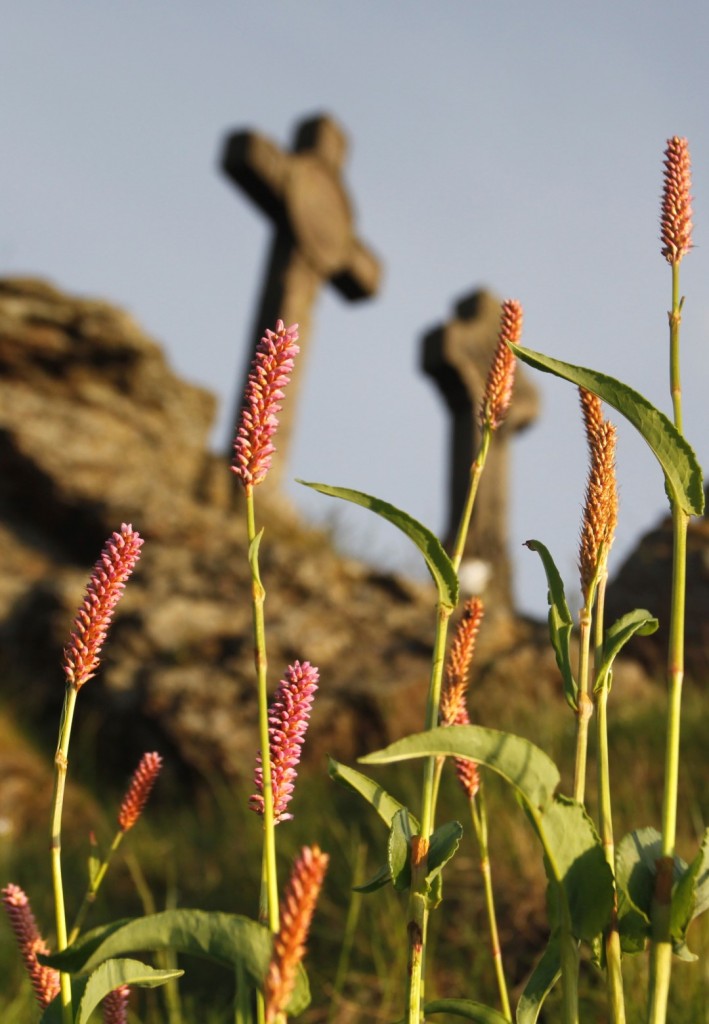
[245,489,279,934]
[450,426,491,571]
[469,787,511,1020]
[594,572,626,1024]
[648,252,689,1024]
[572,598,594,804]
[559,915,580,1024]
[68,830,124,944]
[648,505,687,1024]
[50,684,78,1024]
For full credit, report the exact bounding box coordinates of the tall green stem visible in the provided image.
[469,788,511,1020]
[648,261,687,1024]
[68,830,124,945]
[245,490,279,935]
[572,598,594,805]
[50,684,78,1024]
[594,572,626,1024]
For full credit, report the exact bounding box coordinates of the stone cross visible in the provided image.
[422,290,540,614]
[221,113,382,485]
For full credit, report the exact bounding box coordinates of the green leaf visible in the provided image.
[427,820,464,886]
[328,757,419,831]
[533,796,613,942]
[424,998,511,1022]
[596,610,659,693]
[360,725,560,812]
[509,344,705,516]
[43,910,309,1016]
[248,528,265,588]
[40,919,133,973]
[298,481,459,609]
[361,727,612,942]
[76,959,182,1024]
[689,828,709,919]
[388,809,413,892]
[516,935,561,1024]
[524,539,577,708]
[352,861,391,894]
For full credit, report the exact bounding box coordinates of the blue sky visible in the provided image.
[3,2,709,616]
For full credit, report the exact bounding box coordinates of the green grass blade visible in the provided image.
[509,344,704,515]
[298,481,459,608]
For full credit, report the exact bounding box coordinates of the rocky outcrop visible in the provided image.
[0,277,659,802]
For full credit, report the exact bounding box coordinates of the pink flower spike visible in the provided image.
[2,884,61,1010]
[250,661,318,823]
[118,752,163,832]
[232,320,300,490]
[63,524,144,691]
[102,985,131,1024]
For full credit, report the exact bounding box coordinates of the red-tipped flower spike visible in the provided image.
[2,884,61,1010]
[118,752,163,832]
[440,597,484,727]
[481,300,523,430]
[440,599,484,799]
[661,136,693,265]
[102,985,131,1024]
[265,845,329,1023]
[250,661,318,823]
[63,524,143,691]
[232,320,300,491]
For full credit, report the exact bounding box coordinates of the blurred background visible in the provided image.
[2,1,709,614]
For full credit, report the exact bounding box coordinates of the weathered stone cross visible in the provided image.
[221,113,382,485]
[422,290,540,614]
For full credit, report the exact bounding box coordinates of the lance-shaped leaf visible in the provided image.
[423,998,511,1022]
[298,481,458,610]
[515,936,561,1024]
[361,726,559,813]
[524,539,576,708]
[389,809,413,892]
[42,910,309,1016]
[328,757,419,831]
[39,961,181,1024]
[362,727,613,940]
[508,344,704,516]
[595,610,659,693]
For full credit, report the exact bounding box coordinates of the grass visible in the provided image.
[3,683,709,1021]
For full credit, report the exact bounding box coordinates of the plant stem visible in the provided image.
[559,907,580,1024]
[469,786,511,1020]
[648,264,688,1024]
[573,598,594,804]
[450,426,491,571]
[245,489,279,935]
[50,683,78,1024]
[648,505,687,1024]
[594,572,626,1024]
[68,830,125,944]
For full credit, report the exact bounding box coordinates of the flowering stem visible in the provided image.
[572,596,594,805]
[50,683,78,1024]
[593,571,626,1024]
[648,249,689,1024]
[68,830,123,945]
[469,787,511,1020]
[450,425,492,572]
[245,489,279,935]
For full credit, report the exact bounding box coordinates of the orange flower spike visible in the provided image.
[481,299,523,430]
[118,751,163,832]
[579,418,618,598]
[440,598,484,727]
[660,136,693,265]
[265,845,329,1023]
